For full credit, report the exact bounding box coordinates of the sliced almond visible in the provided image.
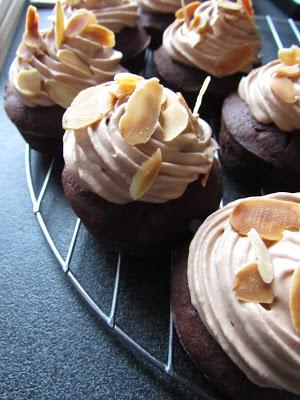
[25,5,39,37]
[230,198,300,242]
[193,75,211,115]
[119,78,163,145]
[64,10,97,38]
[214,43,255,76]
[161,103,189,141]
[57,49,92,76]
[270,75,297,104]
[219,1,242,12]
[278,45,300,66]
[247,228,274,284]
[62,85,114,129]
[177,92,196,132]
[45,80,78,109]
[15,69,42,97]
[238,0,254,16]
[109,83,136,99]
[55,0,65,50]
[114,72,144,88]
[82,24,115,48]
[129,149,162,200]
[276,64,300,79]
[289,267,300,333]
[233,262,274,303]
[176,1,200,20]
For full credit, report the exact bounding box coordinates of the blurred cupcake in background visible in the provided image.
[4,1,125,156]
[62,0,150,71]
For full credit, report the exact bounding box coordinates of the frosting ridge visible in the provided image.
[138,0,193,14]
[188,192,300,393]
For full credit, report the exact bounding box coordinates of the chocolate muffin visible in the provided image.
[62,0,150,72]
[62,73,222,254]
[4,2,125,156]
[172,193,300,399]
[219,46,300,192]
[153,0,261,115]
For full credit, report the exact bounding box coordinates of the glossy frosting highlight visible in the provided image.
[188,192,300,393]
[163,0,260,77]
[239,59,300,132]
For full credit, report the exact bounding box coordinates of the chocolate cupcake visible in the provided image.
[62,0,150,71]
[153,0,261,115]
[4,1,125,156]
[62,73,222,254]
[219,45,300,192]
[172,192,300,399]
[137,0,194,49]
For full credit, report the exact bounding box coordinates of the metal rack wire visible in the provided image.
[25,15,300,400]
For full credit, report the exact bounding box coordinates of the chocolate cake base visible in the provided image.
[116,23,150,73]
[4,83,64,157]
[171,244,294,400]
[153,46,244,116]
[62,159,222,255]
[139,9,174,49]
[219,93,300,192]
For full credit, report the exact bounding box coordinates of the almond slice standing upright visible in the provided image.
[55,0,65,49]
[63,86,114,129]
[233,262,274,303]
[289,267,300,333]
[64,10,97,37]
[119,78,163,145]
[82,24,115,47]
[129,149,162,200]
[161,103,189,141]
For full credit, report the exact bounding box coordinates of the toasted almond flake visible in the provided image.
[161,103,189,141]
[238,0,254,16]
[82,24,115,47]
[63,85,114,129]
[129,149,162,200]
[278,45,300,66]
[57,49,92,76]
[276,64,300,79]
[25,5,39,37]
[219,1,242,12]
[214,43,255,76]
[109,83,136,99]
[247,228,274,284]
[119,78,163,145]
[45,80,78,109]
[114,73,143,87]
[193,76,211,115]
[15,69,42,97]
[65,10,97,37]
[55,0,65,49]
[230,198,300,241]
[177,92,196,131]
[289,267,300,333]
[270,75,297,104]
[176,1,200,21]
[233,262,274,303]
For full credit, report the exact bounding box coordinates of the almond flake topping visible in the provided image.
[129,149,162,200]
[161,103,189,141]
[193,76,211,115]
[63,86,114,128]
[82,24,115,48]
[270,76,297,104]
[278,45,300,66]
[65,10,97,37]
[230,198,300,241]
[176,1,200,22]
[114,73,144,87]
[233,262,274,303]
[45,80,78,109]
[238,0,254,16]
[57,49,92,76]
[15,69,42,97]
[247,228,274,284]
[219,1,242,12]
[289,267,300,334]
[276,64,300,79]
[119,78,163,145]
[55,0,65,49]
[23,6,43,52]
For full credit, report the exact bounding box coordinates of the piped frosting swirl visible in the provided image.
[63,74,218,204]
[11,2,124,108]
[239,45,300,132]
[188,192,300,393]
[163,0,260,77]
[63,0,139,33]
[138,0,194,14]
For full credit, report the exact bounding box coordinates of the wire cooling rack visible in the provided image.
[25,15,300,400]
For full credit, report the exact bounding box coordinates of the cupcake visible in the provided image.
[137,0,194,49]
[62,73,222,254]
[172,192,300,399]
[4,1,125,156]
[219,45,300,192]
[153,0,261,114]
[62,0,150,71]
